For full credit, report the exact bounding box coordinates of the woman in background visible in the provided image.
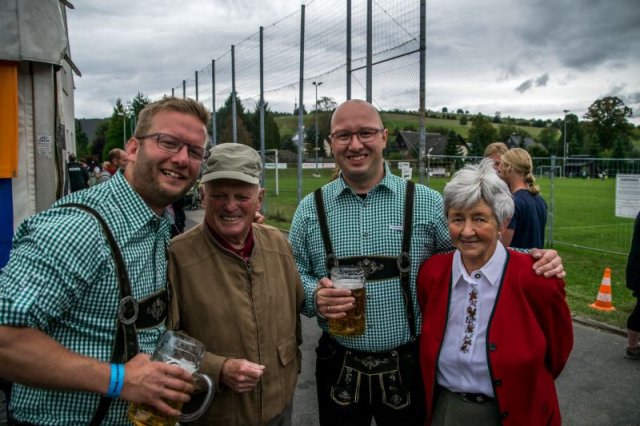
[499,148,547,249]
[417,159,573,425]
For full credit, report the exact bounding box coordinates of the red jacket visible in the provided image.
[417,250,573,425]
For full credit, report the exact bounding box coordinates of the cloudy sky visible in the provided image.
[67,0,640,125]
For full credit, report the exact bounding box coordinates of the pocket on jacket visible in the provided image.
[277,334,298,366]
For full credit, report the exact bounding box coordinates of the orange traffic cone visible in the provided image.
[589,267,616,311]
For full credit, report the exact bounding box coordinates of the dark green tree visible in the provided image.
[247,102,281,150]
[559,114,584,156]
[317,96,337,112]
[536,127,559,154]
[75,119,90,159]
[127,92,151,130]
[583,96,633,155]
[293,104,307,115]
[92,120,109,160]
[103,98,128,160]
[216,94,253,146]
[468,114,497,156]
[445,130,460,156]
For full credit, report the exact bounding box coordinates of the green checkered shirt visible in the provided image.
[289,163,454,352]
[0,171,171,425]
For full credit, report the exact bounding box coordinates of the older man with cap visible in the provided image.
[167,142,304,426]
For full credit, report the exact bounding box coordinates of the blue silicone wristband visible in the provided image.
[113,364,125,397]
[106,363,118,398]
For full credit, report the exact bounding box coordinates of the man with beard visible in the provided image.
[0,97,210,425]
[108,148,129,171]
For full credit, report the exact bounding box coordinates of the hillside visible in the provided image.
[77,118,108,142]
[274,111,545,141]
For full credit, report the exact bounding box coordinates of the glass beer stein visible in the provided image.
[128,331,214,426]
[328,266,366,336]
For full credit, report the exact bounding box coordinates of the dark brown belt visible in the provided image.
[438,385,494,404]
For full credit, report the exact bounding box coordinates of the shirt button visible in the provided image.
[488,343,497,351]
[501,412,509,419]
[494,379,502,386]
[474,273,481,279]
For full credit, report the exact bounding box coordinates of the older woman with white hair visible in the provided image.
[417,159,573,425]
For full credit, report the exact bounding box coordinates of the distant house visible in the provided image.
[395,131,469,176]
[506,134,548,155]
[395,131,469,157]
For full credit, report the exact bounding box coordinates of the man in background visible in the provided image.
[109,148,129,170]
[66,153,89,192]
[484,141,509,171]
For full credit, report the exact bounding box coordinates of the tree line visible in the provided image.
[75,94,638,163]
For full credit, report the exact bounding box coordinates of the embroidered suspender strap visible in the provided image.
[399,181,416,340]
[59,203,139,425]
[313,181,417,340]
[314,188,338,274]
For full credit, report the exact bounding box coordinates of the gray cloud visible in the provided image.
[627,92,640,105]
[512,0,640,71]
[516,79,533,93]
[64,0,640,126]
[535,73,549,87]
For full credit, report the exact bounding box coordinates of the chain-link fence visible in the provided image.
[402,155,640,257]
[169,0,423,121]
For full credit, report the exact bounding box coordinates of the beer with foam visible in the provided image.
[328,267,366,336]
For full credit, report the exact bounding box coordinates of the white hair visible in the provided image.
[443,158,514,226]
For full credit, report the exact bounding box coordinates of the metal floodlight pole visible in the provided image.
[117,111,126,145]
[426,147,433,188]
[312,81,322,177]
[563,109,570,177]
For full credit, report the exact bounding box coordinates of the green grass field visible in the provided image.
[260,167,635,330]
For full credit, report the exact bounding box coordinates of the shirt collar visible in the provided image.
[452,242,507,288]
[205,221,255,260]
[109,170,172,230]
[332,161,399,199]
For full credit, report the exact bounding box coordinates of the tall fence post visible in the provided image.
[211,59,216,147]
[548,155,556,247]
[195,71,199,101]
[366,0,372,103]
[231,45,237,144]
[259,26,267,214]
[346,0,352,100]
[418,0,426,184]
[297,4,306,203]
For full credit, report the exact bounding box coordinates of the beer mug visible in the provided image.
[329,266,366,336]
[128,331,215,426]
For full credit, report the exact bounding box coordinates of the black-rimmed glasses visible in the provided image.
[136,133,209,162]
[329,128,384,144]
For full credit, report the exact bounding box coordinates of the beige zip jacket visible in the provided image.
[168,222,304,425]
